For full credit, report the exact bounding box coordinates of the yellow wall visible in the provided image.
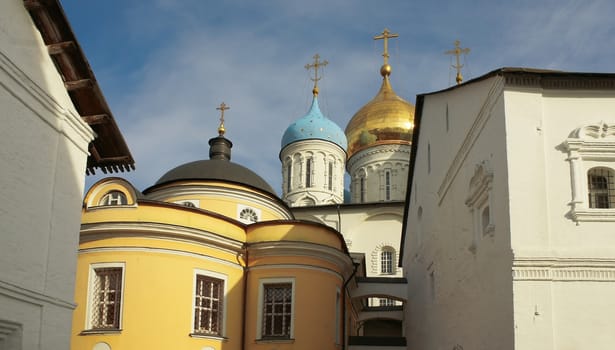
[72,242,245,350]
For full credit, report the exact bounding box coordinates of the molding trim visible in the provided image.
[79,246,244,270]
[437,76,504,205]
[513,257,615,282]
[0,280,76,309]
[0,50,93,151]
[80,221,244,253]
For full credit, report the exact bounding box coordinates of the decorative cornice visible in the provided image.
[513,257,615,281]
[248,241,354,277]
[145,185,293,220]
[80,221,244,253]
[0,280,76,309]
[347,144,411,171]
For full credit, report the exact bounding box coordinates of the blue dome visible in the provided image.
[281,97,347,150]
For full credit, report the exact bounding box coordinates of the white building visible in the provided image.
[401,68,615,350]
[0,1,132,349]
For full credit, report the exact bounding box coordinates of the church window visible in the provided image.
[259,279,294,340]
[328,162,334,191]
[385,170,392,201]
[563,122,615,221]
[99,191,127,206]
[306,158,312,188]
[88,263,124,330]
[379,298,395,306]
[466,160,495,242]
[588,167,614,208]
[360,176,366,203]
[239,207,259,223]
[286,163,292,193]
[380,248,394,274]
[193,275,224,336]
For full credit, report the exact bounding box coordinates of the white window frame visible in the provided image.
[564,121,615,221]
[380,249,394,275]
[256,277,295,341]
[191,269,227,338]
[99,191,127,206]
[85,262,125,331]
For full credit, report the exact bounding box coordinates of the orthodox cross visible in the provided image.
[305,54,328,95]
[216,102,229,136]
[445,40,470,85]
[374,28,399,65]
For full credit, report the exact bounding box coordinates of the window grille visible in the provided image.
[379,298,395,306]
[91,267,122,329]
[381,250,393,274]
[588,168,615,208]
[99,191,127,206]
[194,275,223,335]
[262,283,292,338]
[239,207,259,223]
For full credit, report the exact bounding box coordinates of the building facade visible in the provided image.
[0,1,132,349]
[402,68,615,350]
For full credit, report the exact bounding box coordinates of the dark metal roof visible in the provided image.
[24,0,135,175]
[150,159,276,196]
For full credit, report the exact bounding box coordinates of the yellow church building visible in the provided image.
[71,119,361,350]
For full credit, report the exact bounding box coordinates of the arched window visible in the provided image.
[380,248,394,274]
[239,208,259,223]
[99,191,127,206]
[328,162,334,191]
[360,176,366,203]
[305,158,312,188]
[588,167,615,208]
[286,162,292,193]
[384,170,392,201]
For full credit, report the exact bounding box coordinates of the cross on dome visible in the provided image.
[305,54,328,96]
[216,102,229,136]
[445,40,470,84]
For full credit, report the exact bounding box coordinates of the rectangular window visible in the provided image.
[360,177,366,203]
[194,275,224,335]
[286,164,292,193]
[306,159,312,188]
[381,250,393,274]
[89,265,124,330]
[588,168,614,209]
[328,162,334,191]
[385,170,391,201]
[262,283,292,339]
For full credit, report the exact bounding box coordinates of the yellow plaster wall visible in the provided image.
[72,248,245,350]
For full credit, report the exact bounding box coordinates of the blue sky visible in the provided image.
[62,0,615,195]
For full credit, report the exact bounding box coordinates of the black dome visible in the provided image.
[152,159,276,195]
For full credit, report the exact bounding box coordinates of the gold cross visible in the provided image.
[305,54,328,95]
[445,40,470,84]
[216,102,229,136]
[374,28,399,65]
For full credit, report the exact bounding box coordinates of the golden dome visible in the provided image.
[345,73,415,160]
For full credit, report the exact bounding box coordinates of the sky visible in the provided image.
[61,0,615,195]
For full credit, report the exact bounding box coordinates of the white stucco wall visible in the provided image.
[0,1,94,349]
[404,76,515,350]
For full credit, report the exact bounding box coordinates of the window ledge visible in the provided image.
[79,329,122,335]
[189,333,228,341]
[256,338,295,344]
[572,209,615,222]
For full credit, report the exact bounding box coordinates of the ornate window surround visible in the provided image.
[563,121,615,222]
[465,160,495,253]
